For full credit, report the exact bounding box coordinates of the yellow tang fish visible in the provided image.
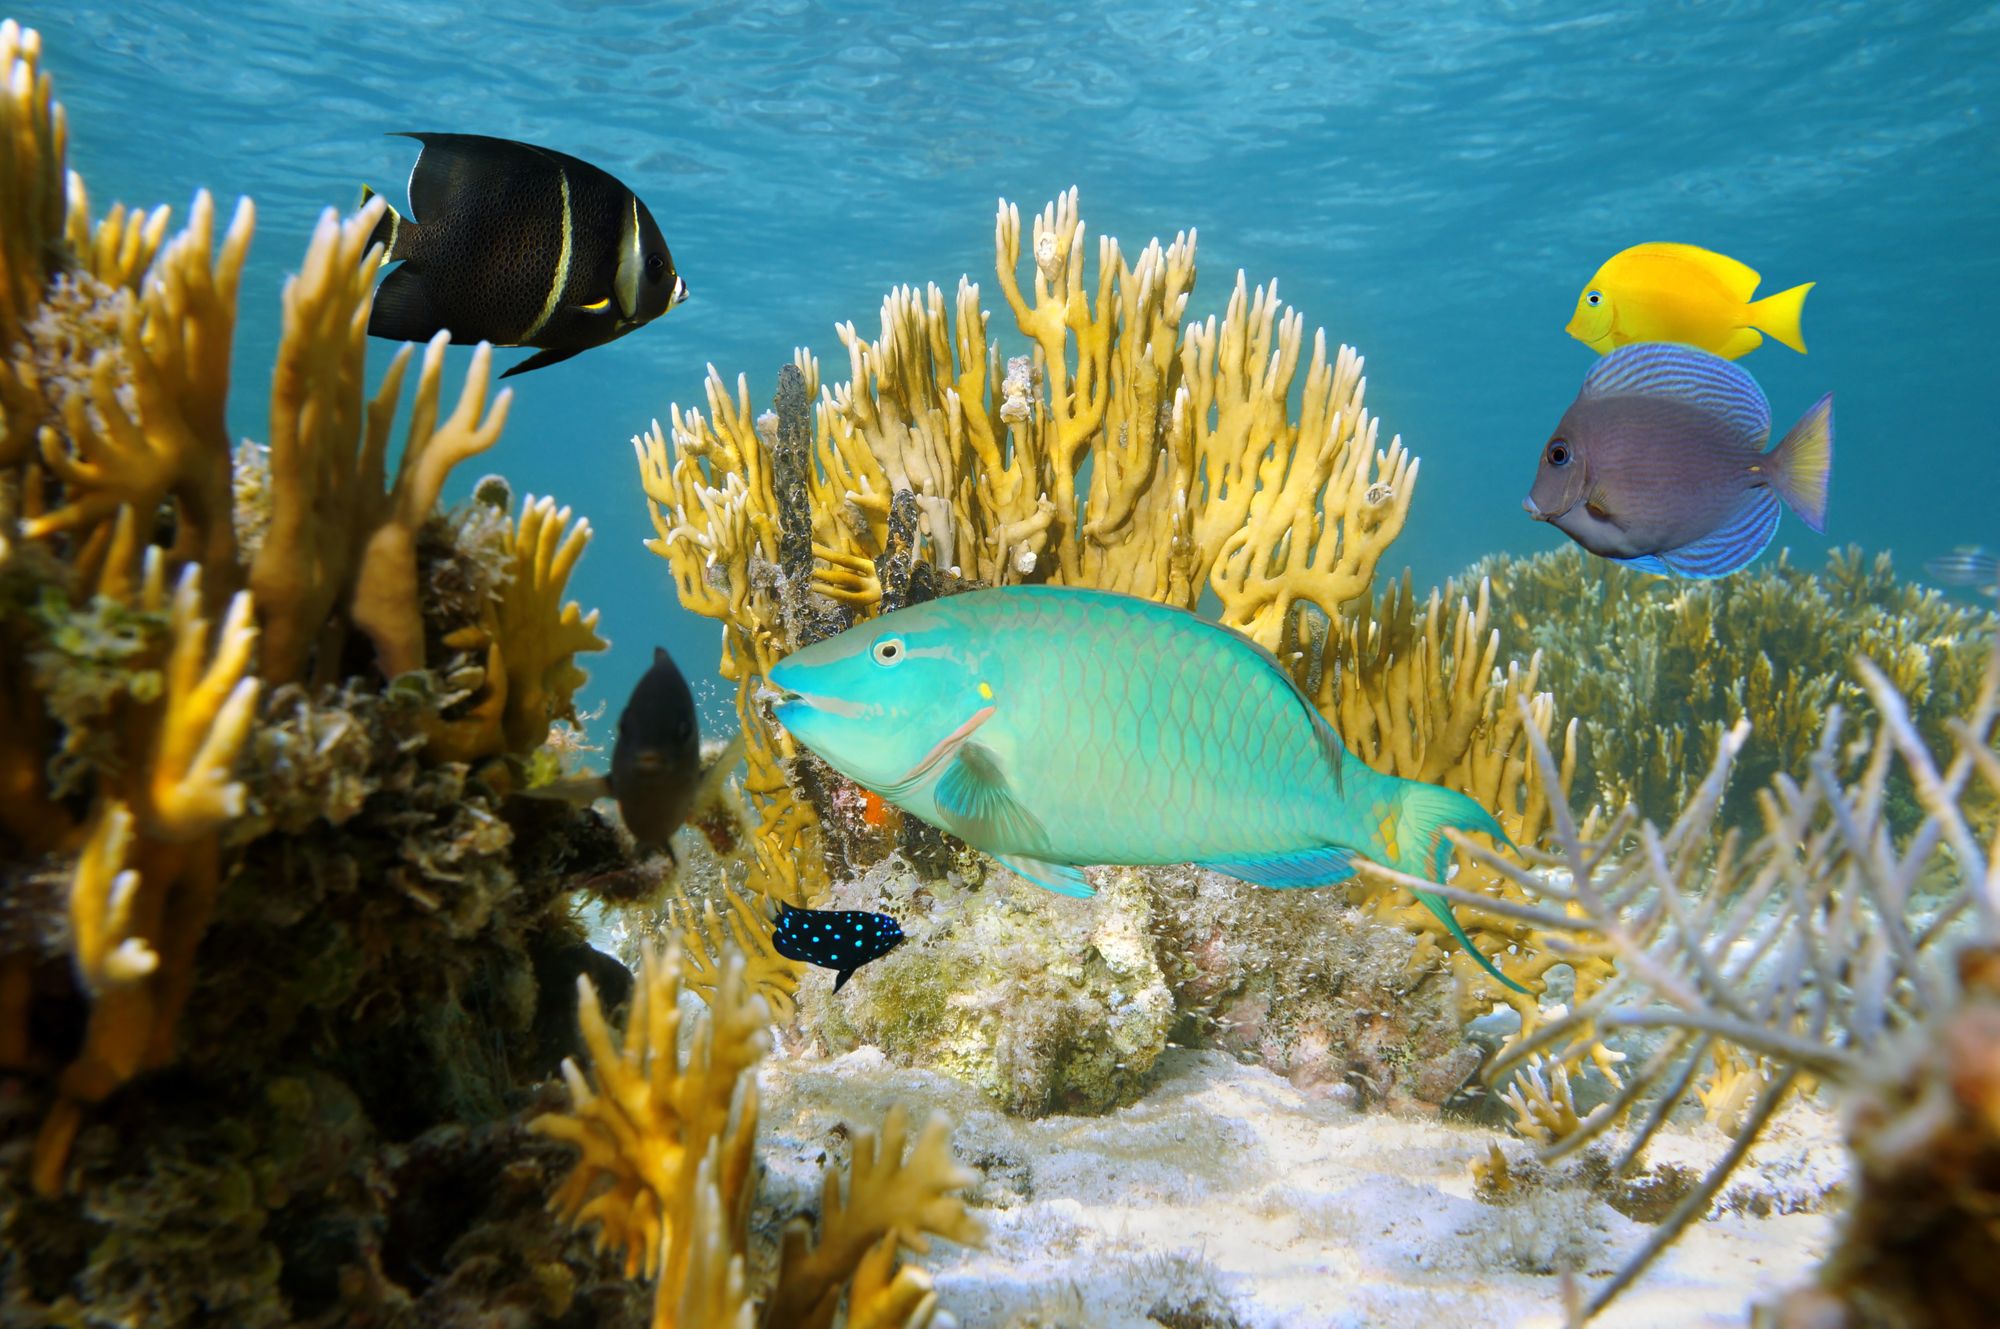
[1565,242,1813,360]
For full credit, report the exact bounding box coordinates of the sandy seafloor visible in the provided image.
[755,1045,1841,1329]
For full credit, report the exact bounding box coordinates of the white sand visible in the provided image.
[758,1046,1839,1329]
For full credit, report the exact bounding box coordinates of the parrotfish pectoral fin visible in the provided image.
[1392,782,1531,994]
[1200,846,1356,889]
[502,346,584,378]
[1766,393,1833,533]
[1654,491,1781,579]
[997,855,1095,899]
[935,742,1047,849]
[368,266,446,343]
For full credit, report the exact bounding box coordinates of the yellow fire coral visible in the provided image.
[533,943,983,1327]
[31,554,260,1196]
[639,190,1416,904]
[2,18,607,1196]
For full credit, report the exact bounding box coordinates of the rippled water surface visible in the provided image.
[29,0,2000,719]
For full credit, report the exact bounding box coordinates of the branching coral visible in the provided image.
[32,555,259,1195]
[3,17,609,1226]
[1477,544,1998,828]
[1440,627,2000,1318]
[640,191,1416,904]
[533,944,984,1328]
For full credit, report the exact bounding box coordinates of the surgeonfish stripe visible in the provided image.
[521,169,574,343]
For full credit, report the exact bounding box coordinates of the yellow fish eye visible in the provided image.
[871,636,906,666]
[1585,289,1603,306]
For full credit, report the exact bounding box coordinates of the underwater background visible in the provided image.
[29,0,2000,727]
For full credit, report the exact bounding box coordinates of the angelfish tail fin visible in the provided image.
[1767,392,1833,534]
[358,184,408,260]
[1391,780,1531,995]
[1746,280,1813,354]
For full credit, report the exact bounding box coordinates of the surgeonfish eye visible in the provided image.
[1585,290,1602,307]
[1546,439,1573,467]
[871,636,906,666]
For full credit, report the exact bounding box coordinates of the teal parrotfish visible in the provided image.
[1523,342,1832,579]
[362,132,688,377]
[767,585,1529,993]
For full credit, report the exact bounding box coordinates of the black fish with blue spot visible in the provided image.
[362,132,687,377]
[771,904,905,992]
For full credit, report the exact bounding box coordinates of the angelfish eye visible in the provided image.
[1585,290,1602,307]
[646,252,667,276]
[871,636,905,665]
[1547,440,1572,466]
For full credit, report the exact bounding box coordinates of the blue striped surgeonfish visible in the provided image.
[1523,342,1832,579]
[767,585,1529,992]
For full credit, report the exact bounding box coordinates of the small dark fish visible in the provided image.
[1522,343,1832,578]
[1925,546,2000,596]
[362,132,687,377]
[528,646,740,863]
[771,903,905,991]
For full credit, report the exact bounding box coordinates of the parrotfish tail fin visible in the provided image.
[1766,393,1833,533]
[358,184,408,260]
[1393,781,1531,995]
[1747,280,1813,354]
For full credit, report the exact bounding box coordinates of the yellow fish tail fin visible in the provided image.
[1768,392,1834,533]
[1747,280,1813,354]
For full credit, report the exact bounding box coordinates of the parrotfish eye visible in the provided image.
[1585,290,1602,307]
[871,636,906,666]
[1546,439,1572,467]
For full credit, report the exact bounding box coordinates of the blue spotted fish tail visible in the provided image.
[1390,780,1531,994]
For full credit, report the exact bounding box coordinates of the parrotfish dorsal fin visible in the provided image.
[1581,342,1770,445]
[934,742,1049,852]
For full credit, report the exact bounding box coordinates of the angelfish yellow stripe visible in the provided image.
[521,169,573,342]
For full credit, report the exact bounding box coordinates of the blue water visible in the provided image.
[28,1,2000,729]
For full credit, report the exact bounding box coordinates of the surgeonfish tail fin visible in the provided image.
[1767,392,1834,534]
[1390,780,1530,994]
[1747,280,1813,354]
[358,184,407,260]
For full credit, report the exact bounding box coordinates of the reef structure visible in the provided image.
[0,20,983,1327]
[634,190,1587,1035]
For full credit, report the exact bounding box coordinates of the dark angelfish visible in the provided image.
[527,646,741,864]
[1522,343,1832,579]
[361,132,688,377]
[770,904,906,992]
